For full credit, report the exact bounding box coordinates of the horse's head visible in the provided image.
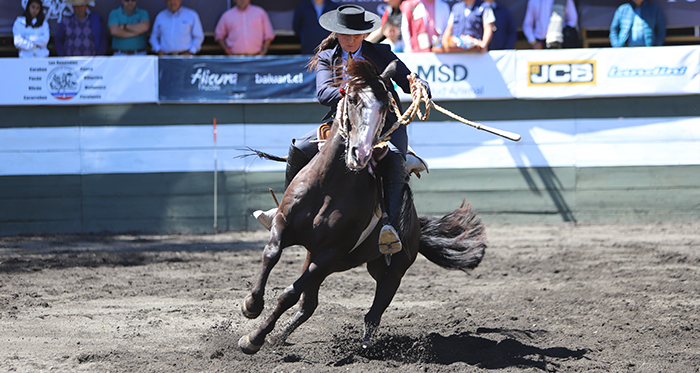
[339,59,398,171]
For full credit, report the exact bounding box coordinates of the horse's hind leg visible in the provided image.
[362,257,409,348]
[242,216,285,319]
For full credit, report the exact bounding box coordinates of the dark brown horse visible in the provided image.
[238,59,486,354]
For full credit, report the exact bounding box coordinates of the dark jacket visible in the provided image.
[293,0,339,55]
[55,13,108,56]
[489,2,517,50]
[316,41,415,154]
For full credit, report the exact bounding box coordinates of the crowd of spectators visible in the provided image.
[11,0,670,58]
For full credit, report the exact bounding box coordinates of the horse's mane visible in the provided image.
[343,59,390,104]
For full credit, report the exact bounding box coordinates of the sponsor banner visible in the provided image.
[158,56,316,102]
[0,56,157,105]
[397,52,514,100]
[514,46,700,99]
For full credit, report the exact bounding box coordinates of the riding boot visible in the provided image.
[253,142,311,230]
[377,151,410,255]
[284,142,312,190]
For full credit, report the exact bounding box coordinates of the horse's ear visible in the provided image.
[380,60,399,81]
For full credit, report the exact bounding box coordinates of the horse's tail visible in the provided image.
[418,200,487,271]
[235,147,287,162]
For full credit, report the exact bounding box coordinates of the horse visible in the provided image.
[238,58,487,354]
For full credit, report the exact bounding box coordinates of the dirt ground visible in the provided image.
[1,222,699,372]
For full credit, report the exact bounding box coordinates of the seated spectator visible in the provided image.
[483,0,517,50]
[12,0,49,58]
[400,0,450,52]
[215,0,275,56]
[367,0,404,44]
[610,0,666,47]
[381,17,404,53]
[293,0,338,55]
[150,0,204,56]
[55,0,108,56]
[522,0,578,49]
[108,0,150,55]
[439,0,494,53]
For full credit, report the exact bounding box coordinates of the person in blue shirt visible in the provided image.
[483,0,516,50]
[108,0,150,55]
[293,0,339,54]
[610,0,666,47]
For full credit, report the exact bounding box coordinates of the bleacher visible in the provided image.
[3,21,700,58]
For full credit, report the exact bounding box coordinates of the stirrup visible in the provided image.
[378,224,402,255]
[252,207,277,230]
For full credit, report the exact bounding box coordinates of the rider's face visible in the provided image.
[337,33,367,54]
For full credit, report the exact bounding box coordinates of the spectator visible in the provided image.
[55,0,108,56]
[522,0,578,49]
[400,0,450,52]
[150,0,204,56]
[483,0,517,50]
[293,0,338,55]
[381,17,404,53]
[367,0,403,44]
[108,0,150,55]
[610,0,666,47]
[440,0,494,53]
[215,0,275,56]
[12,0,49,58]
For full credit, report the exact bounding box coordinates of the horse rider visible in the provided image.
[254,5,431,256]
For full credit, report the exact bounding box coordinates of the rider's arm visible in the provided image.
[316,52,343,108]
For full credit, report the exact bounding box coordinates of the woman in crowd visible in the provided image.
[13,0,50,58]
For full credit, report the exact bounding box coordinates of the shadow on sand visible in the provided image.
[346,327,587,370]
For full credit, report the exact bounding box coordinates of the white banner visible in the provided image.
[514,46,700,99]
[2,56,158,105]
[397,52,515,101]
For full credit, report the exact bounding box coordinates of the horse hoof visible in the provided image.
[238,334,263,355]
[241,295,262,319]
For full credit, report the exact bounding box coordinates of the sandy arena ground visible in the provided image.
[1,222,699,372]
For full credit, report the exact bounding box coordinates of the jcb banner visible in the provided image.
[514,46,700,99]
[158,56,316,103]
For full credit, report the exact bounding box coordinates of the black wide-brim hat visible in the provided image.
[318,5,381,35]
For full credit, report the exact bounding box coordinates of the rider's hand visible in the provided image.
[407,75,432,99]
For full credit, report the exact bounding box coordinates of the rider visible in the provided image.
[254,5,430,256]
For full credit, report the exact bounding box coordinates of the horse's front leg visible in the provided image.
[239,249,337,354]
[242,215,286,319]
[268,275,324,347]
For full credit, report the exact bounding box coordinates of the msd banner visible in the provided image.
[158,56,316,103]
[0,56,157,105]
[514,46,700,99]
[397,52,514,101]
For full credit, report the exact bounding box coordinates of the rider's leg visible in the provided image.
[376,150,410,255]
[285,141,313,190]
[254,134,316,229]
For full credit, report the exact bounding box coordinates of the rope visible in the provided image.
[380,72,503,143]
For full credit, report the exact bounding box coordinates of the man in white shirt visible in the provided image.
[522,0,577,49]
[150,0,204,55]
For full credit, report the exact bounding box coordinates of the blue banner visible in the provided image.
[158,56,316,103]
